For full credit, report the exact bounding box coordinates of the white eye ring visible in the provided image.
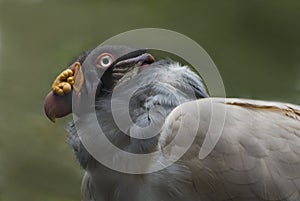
[96,53,114,69]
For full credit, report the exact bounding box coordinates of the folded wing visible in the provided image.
[160,98,300,201]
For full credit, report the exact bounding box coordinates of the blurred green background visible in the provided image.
[0,0,300,200]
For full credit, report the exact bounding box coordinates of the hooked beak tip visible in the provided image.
[44,91,72,122]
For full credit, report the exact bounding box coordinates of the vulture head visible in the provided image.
[44,46,156,122]
[44,45,208,168]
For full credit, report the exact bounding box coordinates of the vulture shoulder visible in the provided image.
[159,98,300,201]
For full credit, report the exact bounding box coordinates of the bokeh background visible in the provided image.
[0,0,300,200]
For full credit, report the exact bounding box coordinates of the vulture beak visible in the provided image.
[44,61,83,122]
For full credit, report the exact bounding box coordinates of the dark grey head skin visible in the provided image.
[45,45,209,201]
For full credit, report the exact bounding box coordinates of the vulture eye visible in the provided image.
[96,53,114,69]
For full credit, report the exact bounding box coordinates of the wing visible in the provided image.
[159,98,300,201]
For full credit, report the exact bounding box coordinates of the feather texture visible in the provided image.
[159,98,300,201]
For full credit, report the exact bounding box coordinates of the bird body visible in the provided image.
[44,45,300,201]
